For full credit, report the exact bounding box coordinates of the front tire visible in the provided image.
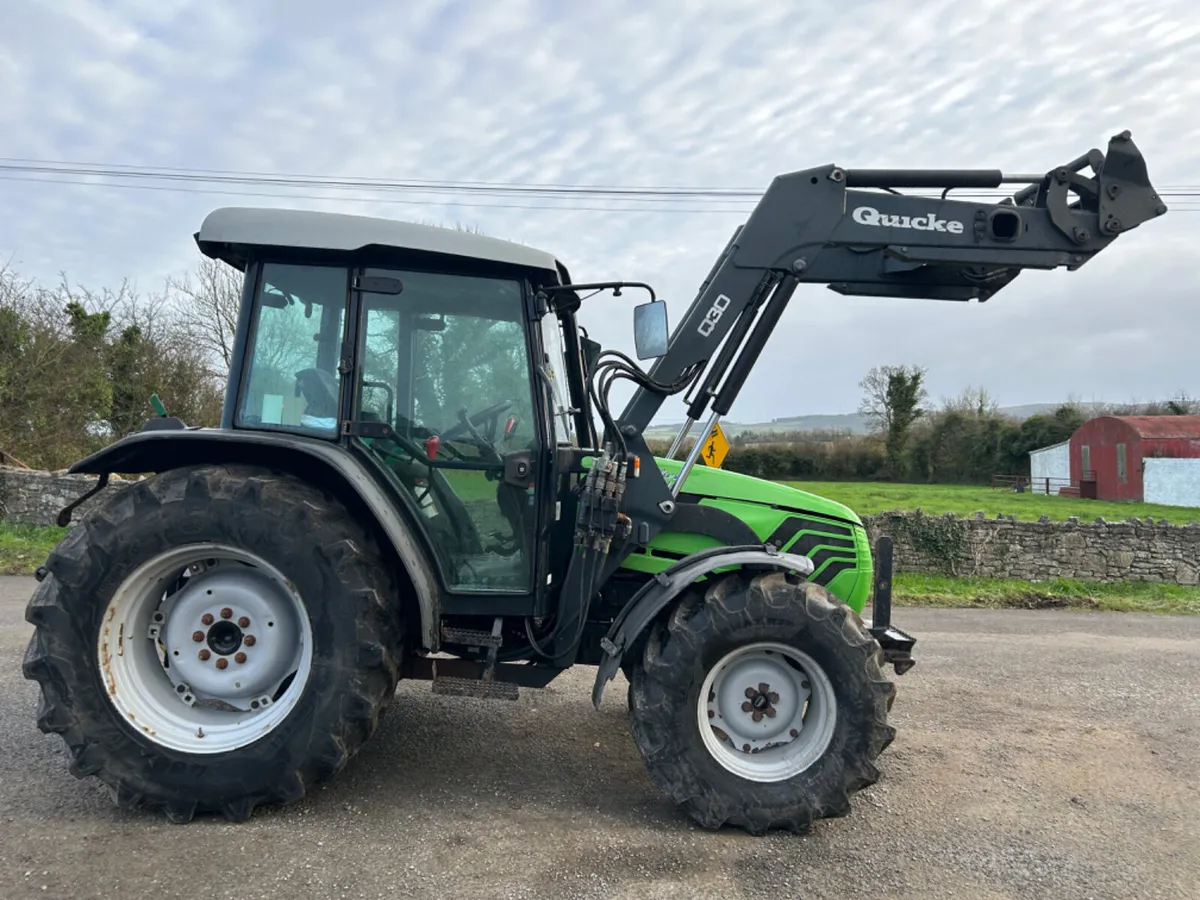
[627,570,895,835]
[22,464,404,823]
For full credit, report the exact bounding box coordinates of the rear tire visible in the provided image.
[627,570,895,835]
[22,464,404,823]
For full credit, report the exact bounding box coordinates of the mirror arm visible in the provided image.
[536,280,656,313]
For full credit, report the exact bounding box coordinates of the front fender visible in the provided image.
[591,544,816,708]
[68,428,443,652]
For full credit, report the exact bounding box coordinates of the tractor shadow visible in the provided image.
[311,671,678,826]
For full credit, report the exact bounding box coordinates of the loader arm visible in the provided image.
[619,129,1166,440]
[546,129,1165,667]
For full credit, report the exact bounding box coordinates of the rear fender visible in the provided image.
[591,544,815,708]
[67,428,442,652]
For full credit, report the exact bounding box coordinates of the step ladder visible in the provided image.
[431,617,519,701]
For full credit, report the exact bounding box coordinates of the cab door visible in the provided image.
[349,265,545,605]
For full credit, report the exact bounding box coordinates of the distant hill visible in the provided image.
[645,403,1090,439]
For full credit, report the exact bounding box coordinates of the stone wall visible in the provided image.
[0,466,128,527]
[862,510,1200,585]
[4,464,1199,585]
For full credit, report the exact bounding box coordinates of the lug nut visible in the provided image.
[742,743,751,752]
[201,613,214,625]
[192,631,205,642]
[199,649,211,661]
[234,652,247,664]
[707,709,715,719]
[790,728,800,738]
[243,635,256,647]
[215,658,228,670]
[744,687,757,700]
[237,616,250,628]
[220,607,233,619]
[741,701,753,713]
[752,711,763,722]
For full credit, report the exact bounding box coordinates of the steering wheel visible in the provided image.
[440,401,514,444]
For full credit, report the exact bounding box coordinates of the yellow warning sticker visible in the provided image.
[700,421,730,468]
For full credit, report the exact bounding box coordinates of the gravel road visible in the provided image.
[1,575,1197,899]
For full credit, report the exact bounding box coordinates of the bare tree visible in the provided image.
[941,385,999,417]
[168,257,243,378]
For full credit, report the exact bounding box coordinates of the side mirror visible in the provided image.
[633,300,670,360]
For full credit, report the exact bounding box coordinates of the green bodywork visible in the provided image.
[623,458,873,614]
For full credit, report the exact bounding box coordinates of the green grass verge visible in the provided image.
[3,523,1197,614]
[893,572,1200,615]
[0,523,66,576]
[780,480,1200,524]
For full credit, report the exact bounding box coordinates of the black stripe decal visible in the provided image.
[766,516,854,550]
[811,560,855,585]
[803,546,858,570]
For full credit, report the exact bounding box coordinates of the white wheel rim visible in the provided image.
[98,543,313,755]
[697,641,837,782]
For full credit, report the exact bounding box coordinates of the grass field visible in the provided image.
[0,523,65,576]
[780,480,1200,523]
[892,573,1200,615]
[5,504,1199,615]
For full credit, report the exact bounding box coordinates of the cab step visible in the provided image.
[431,675,519,701]
[440,625,504,648]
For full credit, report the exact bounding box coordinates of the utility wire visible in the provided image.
[0,175,760,214]
[2,157,1197,212]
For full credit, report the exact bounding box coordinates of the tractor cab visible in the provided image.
[197,207,589,601]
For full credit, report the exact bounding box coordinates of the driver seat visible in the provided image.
[294,368,340,417]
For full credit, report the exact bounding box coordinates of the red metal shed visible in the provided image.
[1069,415,1200,501]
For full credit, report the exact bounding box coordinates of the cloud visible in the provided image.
[1,0,1197,422]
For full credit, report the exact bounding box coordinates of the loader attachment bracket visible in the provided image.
[867,536,916,675]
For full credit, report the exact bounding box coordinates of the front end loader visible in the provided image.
[23,131,1165,833]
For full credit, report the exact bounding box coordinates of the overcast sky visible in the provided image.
[2,0,1198,425]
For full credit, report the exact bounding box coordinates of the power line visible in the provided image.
[1,157,1197,201]
[0,174,759,215]
[1,158,1197,213]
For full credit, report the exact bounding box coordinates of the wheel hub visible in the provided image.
[161,562,302,707]
[96,543,313,756]
[742,683,780,721]
[698,642,837,782]
[206,620,244,655]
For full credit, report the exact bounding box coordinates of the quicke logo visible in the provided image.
[852,205,965,234]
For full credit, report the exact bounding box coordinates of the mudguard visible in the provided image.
[65,427,443,652]
[591,544,815,707]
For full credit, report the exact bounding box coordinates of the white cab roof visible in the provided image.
[194,207,564,273]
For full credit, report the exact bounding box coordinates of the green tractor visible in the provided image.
[23,132,1165,832]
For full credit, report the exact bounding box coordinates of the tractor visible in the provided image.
[23,131,1165,833]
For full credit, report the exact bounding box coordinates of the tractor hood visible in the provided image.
[652,457,862,527]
